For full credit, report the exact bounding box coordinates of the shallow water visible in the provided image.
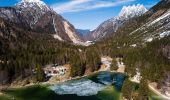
[0,71,162,100]
[49,71,126,100]
[1,72,125,100]
[50,79,106,96]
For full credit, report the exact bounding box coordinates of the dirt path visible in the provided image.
[117,66,125,73]
[100,56,125,73]
[149,83,170,100]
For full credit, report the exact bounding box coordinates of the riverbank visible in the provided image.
[149,83,170,100]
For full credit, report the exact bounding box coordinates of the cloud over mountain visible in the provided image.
[52,0,136,13]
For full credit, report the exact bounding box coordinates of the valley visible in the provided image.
[0,0,170,100]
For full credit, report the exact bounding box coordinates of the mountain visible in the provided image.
[0,16,85,84]
[76,29,91,41]
[0,11,97,84]
[91,1,170,97]
[0,0,82,44]
[110,0,170,47]
[76,29,91,36]
[128,0,170,43]
[88,4,147,41]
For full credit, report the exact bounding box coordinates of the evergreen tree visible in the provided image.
[137,78,149,100]
[36,64,45,82]
[122,79,133,100]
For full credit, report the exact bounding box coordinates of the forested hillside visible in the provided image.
[0,18,101,84]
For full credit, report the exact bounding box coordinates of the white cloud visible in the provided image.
[52,0,136,14]
[52,0,92,13]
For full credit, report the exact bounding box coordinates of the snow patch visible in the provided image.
[130,44,137,47]
[91,4,147,40]
[148,11,170,26]
[16,0,51,13]
[82,41,94,46]
[118,4,147,20]
[159,31,170,38]
[50,79,105,96]
[16,0,51,27]
[19,0,47,6]
[145,37,153,42]
[130,68,142,83]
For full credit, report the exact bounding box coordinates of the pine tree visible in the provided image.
[137,78,149,100]
[36,64,45,82]
[121,79,133,100]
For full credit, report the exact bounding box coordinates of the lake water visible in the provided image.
[1,71,126,100]
[0,71,161,100]
[49,71,126,100]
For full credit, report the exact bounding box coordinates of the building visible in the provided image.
[43,64,67,77]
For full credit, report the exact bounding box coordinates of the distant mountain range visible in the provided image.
[0,0,170,47]
[76,29,91,36]
[76,29,91,41]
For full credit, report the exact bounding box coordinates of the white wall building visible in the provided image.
[44,65,67,77]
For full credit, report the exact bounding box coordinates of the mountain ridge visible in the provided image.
[87,4,148,41]
[0,0,82,44]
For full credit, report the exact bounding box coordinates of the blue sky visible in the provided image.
[0,0,160,30]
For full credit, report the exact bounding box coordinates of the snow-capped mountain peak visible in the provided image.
[20,0,43,3]
[0,0,82,44]
[16,0,50,11]
[88,4,147,41]
[15,0,52,27]
[118,4,147,20]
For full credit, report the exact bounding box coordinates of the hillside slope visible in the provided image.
[0,0,82,44]
[88,4,147,41]
[109,0,170,47]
